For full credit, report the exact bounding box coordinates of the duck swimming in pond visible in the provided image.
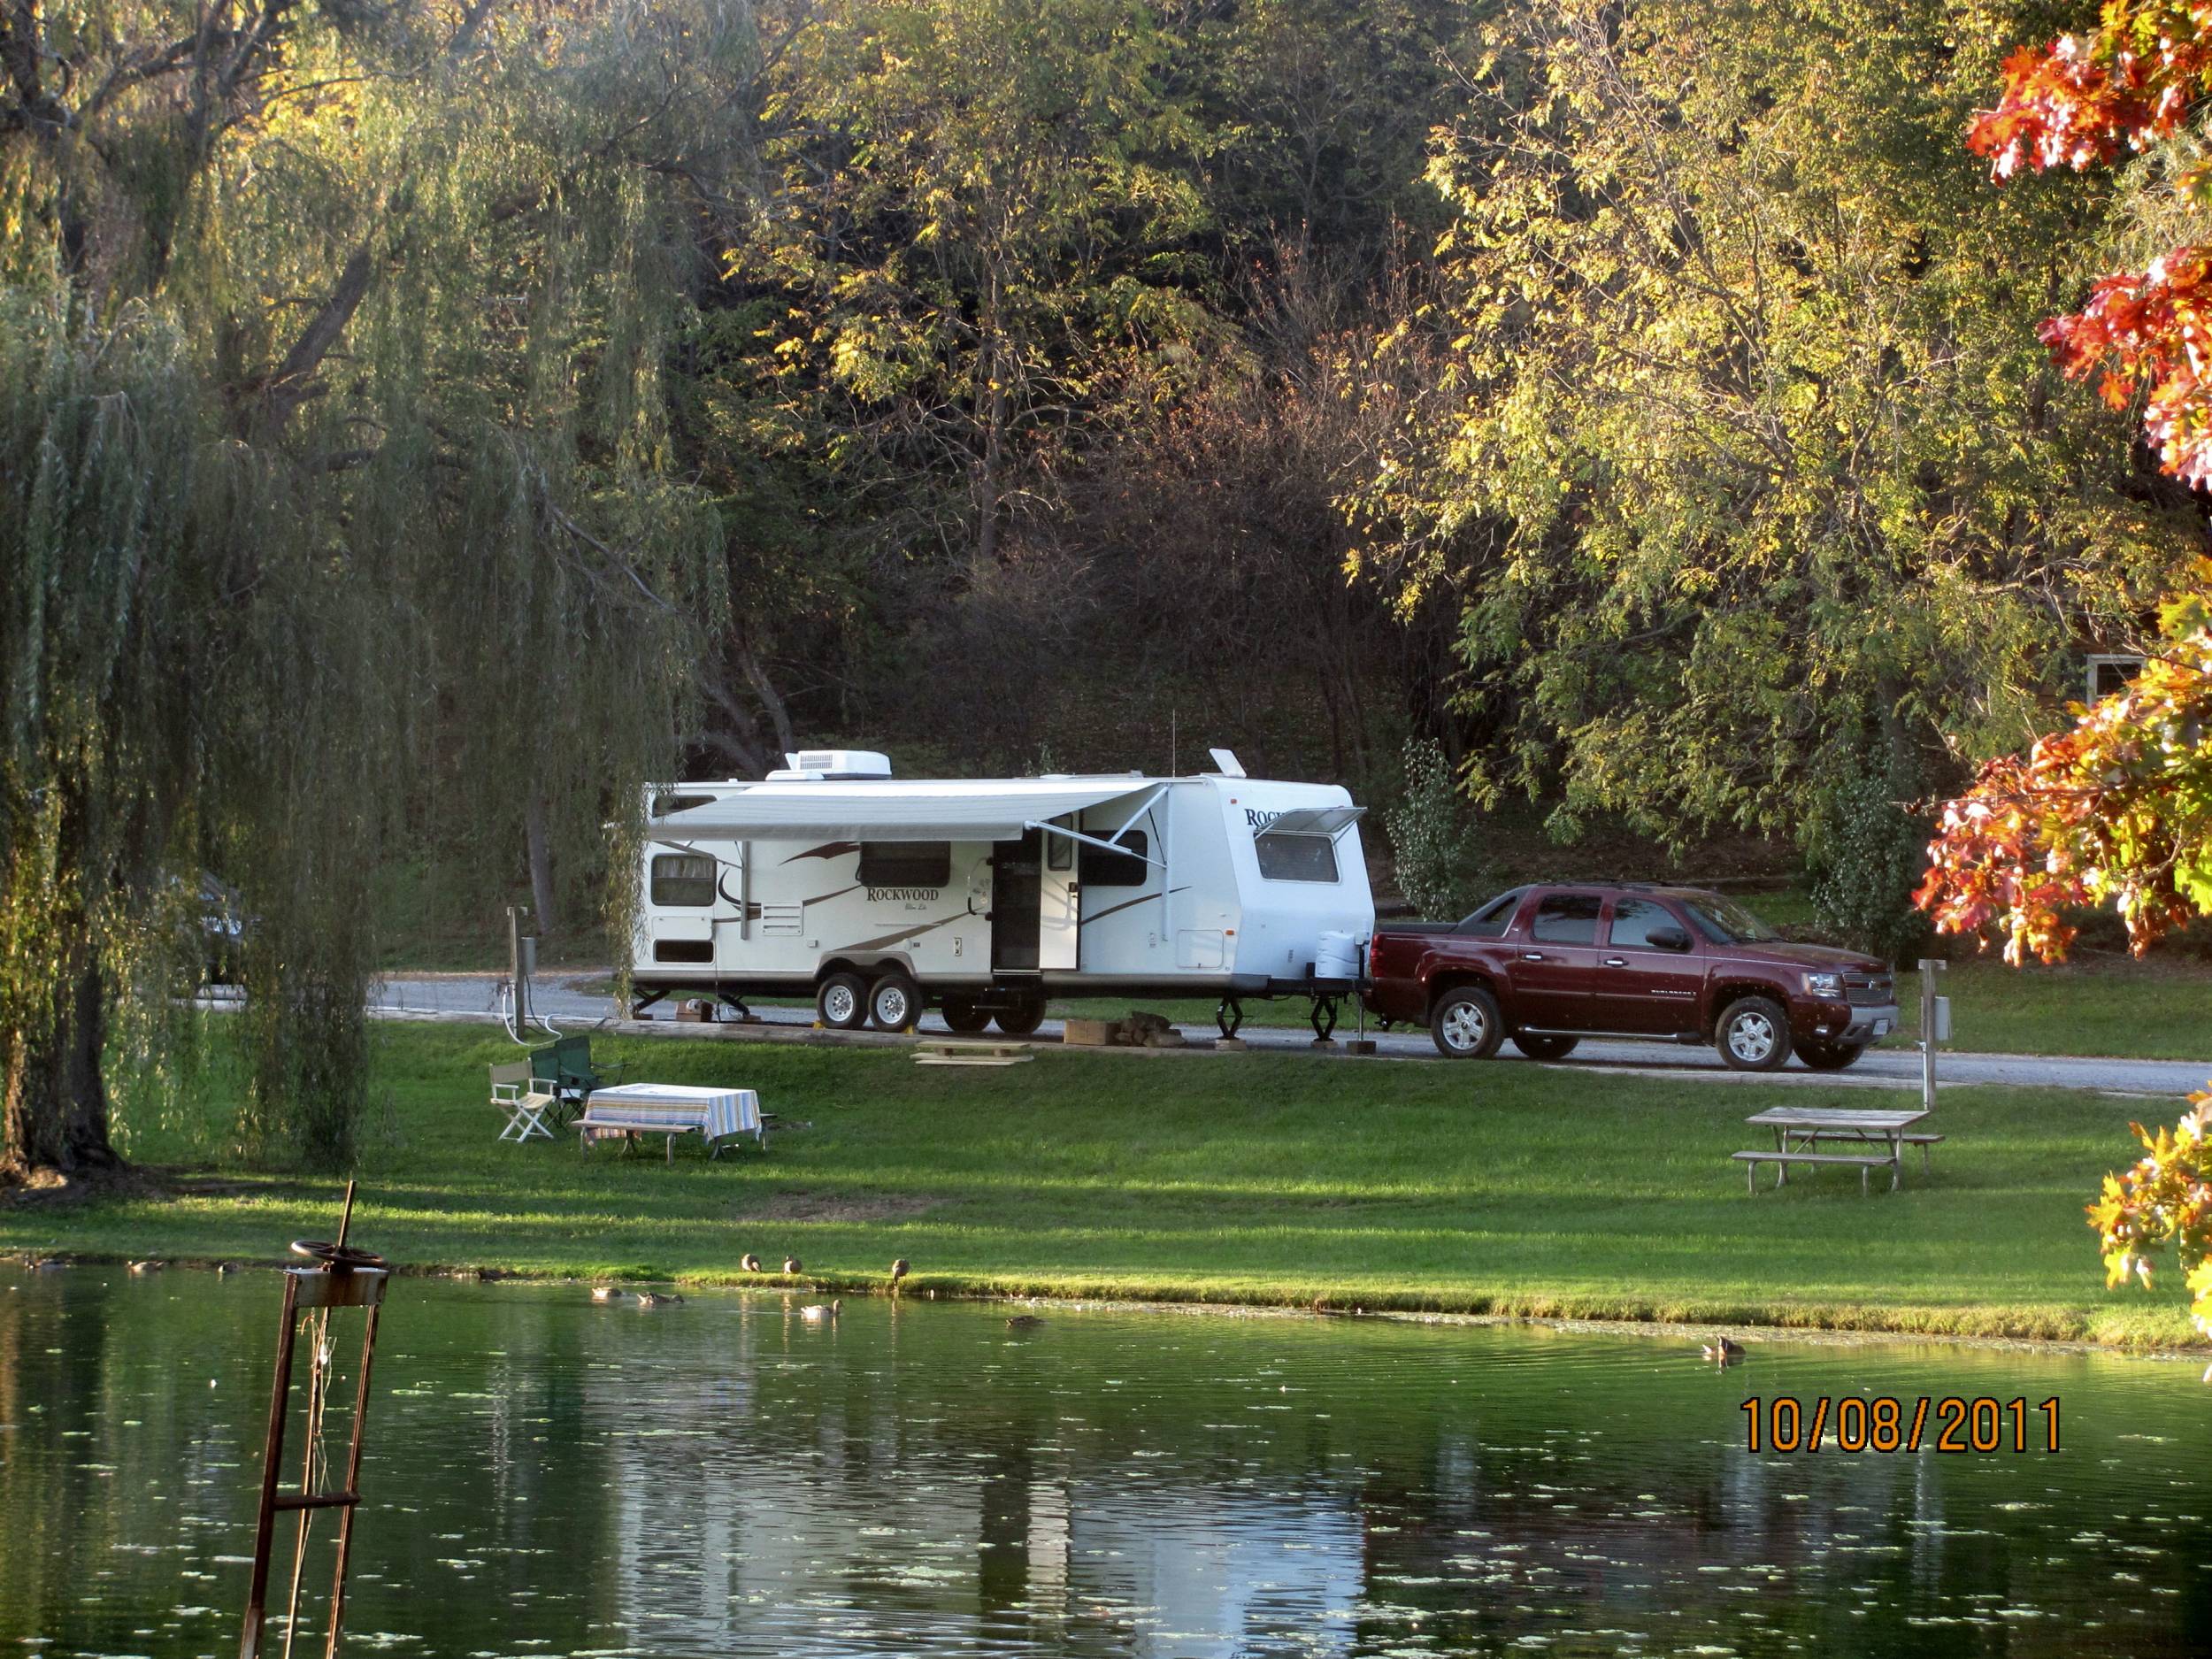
[1702,1336,1745,1363]
[127,1260,165,1275]
[22,1256,65,1272]
[800,1300,841,1324]
[741,1253,763,1273]
[1005,1314,1044,1331]
[636,1291,684,1308]
[591,1286,626,1302]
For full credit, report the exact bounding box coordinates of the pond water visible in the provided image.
[2,1273,2208,1657]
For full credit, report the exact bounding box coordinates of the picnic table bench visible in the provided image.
[1734,1107,1934,1194]
[576,1083,764,1163]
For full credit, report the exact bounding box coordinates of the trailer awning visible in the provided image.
[650,779,1156,843]
[1256,805,1365,837]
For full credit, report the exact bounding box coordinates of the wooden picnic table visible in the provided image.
[1736,1106,1935,1194]
[577,1083,765,1163]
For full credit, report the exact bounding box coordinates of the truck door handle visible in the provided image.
[1604,956,1626,967]
[1521,952,1544,962]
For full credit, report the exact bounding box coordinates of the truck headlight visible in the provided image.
[1801,972,1843,999]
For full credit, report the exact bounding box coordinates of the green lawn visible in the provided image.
[6,1025,2196,1349]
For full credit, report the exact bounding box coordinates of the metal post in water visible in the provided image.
[239,1183,393,1659]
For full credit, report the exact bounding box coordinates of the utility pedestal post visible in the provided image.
[1917,957,1950,1113]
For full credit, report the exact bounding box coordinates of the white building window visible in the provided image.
[2085,653,2145,703]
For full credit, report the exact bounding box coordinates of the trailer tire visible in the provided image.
[869,972,921,1033]
[994,994,1046,1037]
[939,996,991,1033]
[1430,987,1504,1059]
[817,972,869,1031]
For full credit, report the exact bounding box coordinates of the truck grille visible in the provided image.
[1846,974,1894,1007]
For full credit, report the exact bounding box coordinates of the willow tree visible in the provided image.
[1,1,732,1178]
[1352,0,2194,878]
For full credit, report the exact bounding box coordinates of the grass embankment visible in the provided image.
[6,1025,2196,1348]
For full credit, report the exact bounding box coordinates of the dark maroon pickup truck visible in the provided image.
[1362,883,1899,1071]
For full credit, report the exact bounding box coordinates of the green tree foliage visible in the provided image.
[2,2,726,1174]
[1353,0,2195,868]
[1386,738,1494,919]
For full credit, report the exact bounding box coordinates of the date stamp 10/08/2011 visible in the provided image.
[1742,1396,2061,1455]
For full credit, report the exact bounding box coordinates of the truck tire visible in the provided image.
[994,994,1046,1036]
[817,972,869,1030]
[1796,1037,1865,1071]
[869,972,920,1032]
[940,995,991,1033]
[1509,1033,1579,1061]
[1717,995,1793,1071]
[1431,987,1504,1059]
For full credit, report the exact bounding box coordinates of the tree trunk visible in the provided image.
[2,955,116,1180]
[526,791,559,941]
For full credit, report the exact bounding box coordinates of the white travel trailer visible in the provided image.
[631,749,1371,1037]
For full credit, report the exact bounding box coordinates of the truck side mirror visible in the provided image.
[1647,925,1691,952]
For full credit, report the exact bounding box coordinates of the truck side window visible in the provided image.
[1458,887,1526,934]
[650,853,716,907]
[1530,893,1601,944]
[1609,897,1678,949]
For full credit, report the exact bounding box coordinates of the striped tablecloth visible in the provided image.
[578,1083,762,1152]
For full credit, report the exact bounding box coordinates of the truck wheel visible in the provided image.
[869,972,920,1032]
[1431,987,1504,1059]
[1717,995,1793,1071]
[817,972,869,1030]
[994,994,1046,1036]
[940,996,991,1033]
[1796,1037,1865,1071]
[1509,1033,1579,1061]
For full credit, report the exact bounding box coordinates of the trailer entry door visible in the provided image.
[1038,816,1080,971]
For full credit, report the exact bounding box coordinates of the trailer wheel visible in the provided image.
[940,996,991,1033]
[869,972,920,1033]
[817,972,868,1030]
[994,994,1046,1036]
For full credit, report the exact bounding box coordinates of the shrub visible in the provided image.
[1808,767,1932,965]
[1386,739,1494,920]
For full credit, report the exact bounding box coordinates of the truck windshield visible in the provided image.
[1682,895,1781,945]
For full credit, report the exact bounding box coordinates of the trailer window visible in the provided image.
[650,854,716,908]
[1256,833,1339,883]
[857,842,952,888]
[1079,831,1149,888]
[651,791,714,818]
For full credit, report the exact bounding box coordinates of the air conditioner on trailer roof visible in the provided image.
[769,749,894,781]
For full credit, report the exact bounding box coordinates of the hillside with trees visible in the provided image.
[4,0,2202,1174]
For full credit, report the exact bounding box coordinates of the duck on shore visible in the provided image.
[741,1253,763,1273]
[890,1258,910,1293]
[783,1255,803,1275]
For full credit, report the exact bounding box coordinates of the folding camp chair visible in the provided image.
[490,1059,559,1143]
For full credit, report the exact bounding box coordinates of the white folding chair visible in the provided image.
[491,1060,558,1143]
